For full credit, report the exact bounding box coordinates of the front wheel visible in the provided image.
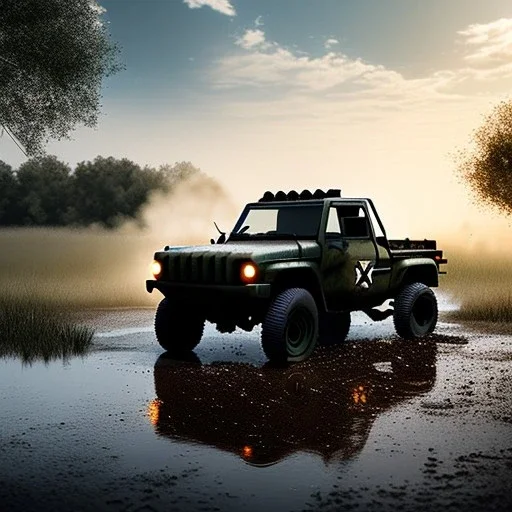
[393,283,438,339]
[261,288,319,363]
[154,298,205,354]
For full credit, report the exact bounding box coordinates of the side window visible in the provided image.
[326,207,341,237]
[339,206,370,239]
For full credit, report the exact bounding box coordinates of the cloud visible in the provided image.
[183,0,235,16]
[213,18,512,106]
[458,18,512,70]
[217,38,410,94]
[235,28,270,50]
[324,38,339,49]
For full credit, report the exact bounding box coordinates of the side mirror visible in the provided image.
[210,238,215,244]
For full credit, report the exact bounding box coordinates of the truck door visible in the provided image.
[321,204,390,311]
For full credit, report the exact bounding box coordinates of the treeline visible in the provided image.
[0,156,201,228]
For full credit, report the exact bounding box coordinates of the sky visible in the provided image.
[2,0,512,246]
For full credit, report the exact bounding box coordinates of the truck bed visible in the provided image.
[387,239,447,268]
[388,239,437,251]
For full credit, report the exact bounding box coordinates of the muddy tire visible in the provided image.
[319,312,351,346]
[154,298,205,353]
[393,283,438,339]
[261,288,318,363]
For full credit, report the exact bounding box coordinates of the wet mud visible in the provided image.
[1,312,511,511]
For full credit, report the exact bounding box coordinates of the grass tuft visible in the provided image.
[0,296,94,364]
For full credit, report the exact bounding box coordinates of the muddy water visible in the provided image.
[1,308,512,512]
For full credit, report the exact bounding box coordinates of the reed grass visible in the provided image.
[0,226,190,362]
[441,245,512,328]
[0,295,94,363]
[0,227,165,308]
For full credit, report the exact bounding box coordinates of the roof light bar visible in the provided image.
[258,188,341,202]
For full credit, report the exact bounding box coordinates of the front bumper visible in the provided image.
[146,280,272,300]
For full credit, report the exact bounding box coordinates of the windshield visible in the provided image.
[230,204,323,240]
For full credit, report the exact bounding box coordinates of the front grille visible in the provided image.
[167,252,236,284]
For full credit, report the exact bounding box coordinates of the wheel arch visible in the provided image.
[266,264,327,313]
[392,259,439,292]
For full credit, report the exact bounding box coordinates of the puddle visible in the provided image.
[95,326,154,338]
[151,339,438,467]
[1,310,511,511]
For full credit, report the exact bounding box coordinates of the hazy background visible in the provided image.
[1,0,512,246]
[2,0,512,312]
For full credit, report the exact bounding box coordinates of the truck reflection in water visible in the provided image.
[149,339,437,467]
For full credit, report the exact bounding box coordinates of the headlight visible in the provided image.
[151,260,162,278]
[240,262,258,283]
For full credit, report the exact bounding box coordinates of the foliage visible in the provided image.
[458,100,512,215]
[0,156,208,228]
[159,161,202,187]
[0,0,121,155]
[68,156,166,228]
[15,155,73,225]
[0,160,16,223]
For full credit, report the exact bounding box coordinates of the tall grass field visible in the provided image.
[0,227,170,361]
[441,247,512,327]
[0,227,166,308]
[1,227,512,356]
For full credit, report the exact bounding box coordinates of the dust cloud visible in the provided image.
[121,170,239,244]
[0,173,240,309]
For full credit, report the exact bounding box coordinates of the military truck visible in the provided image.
[146,189,447,363]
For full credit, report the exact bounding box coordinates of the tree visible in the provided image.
[0,0,121,156]
[16,155,73,225]
[458,100,512,216]
[70,156,163,227]
[158,161,202,187]
[0,155,230,229]
[0,160,17,224]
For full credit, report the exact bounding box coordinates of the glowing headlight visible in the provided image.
[151,260,162,278]
[240,262,257,283]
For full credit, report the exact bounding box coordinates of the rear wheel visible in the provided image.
[261,288,319,363]
[319,311,351,346]
[393,283,438,339]
[154,298,205,353]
